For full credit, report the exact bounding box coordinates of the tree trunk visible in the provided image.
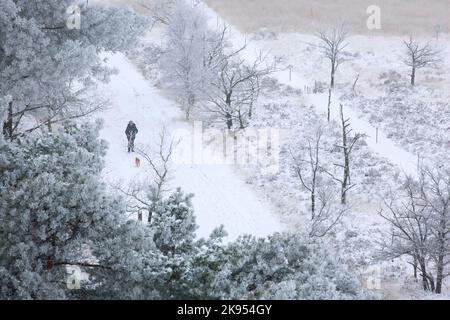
[411,67,416,86]
[436,254,444,293]
[148,208,153,224]
[342,154,350,205]
[327,89,332,122]
[428,275,435,292]
[413,254,418,280]
[225,93,233,129]
[226,113,233,129]
[330,65,335,89]
[435,220,446,294]
[341,119,349,204]
[3,101,13,140]
[237,109,246,129]
[186,109,191,121]
[419,259,430,291]
[248,102,253,120]
[186,94,195,120]
[341,185,346,204]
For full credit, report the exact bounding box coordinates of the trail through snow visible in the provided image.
[97,53,283,241]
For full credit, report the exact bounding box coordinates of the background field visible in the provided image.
[205,0,450,35]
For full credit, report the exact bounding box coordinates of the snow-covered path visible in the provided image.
[269,71,419,176]
[97,53,283,241]
[200,2,419,177]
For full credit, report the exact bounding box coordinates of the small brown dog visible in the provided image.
[135,157,141,168]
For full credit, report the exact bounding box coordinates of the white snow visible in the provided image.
[200,2,420,177]
[96,52,284,241]
[90,0,448,298]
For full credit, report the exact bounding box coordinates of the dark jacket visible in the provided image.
[125,123,138,139]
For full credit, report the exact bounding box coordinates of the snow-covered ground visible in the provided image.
[92,0,449,299]
[197,1,450,298]
[199,2,421,176]
[243,33,450,167]
[96,53,284,241]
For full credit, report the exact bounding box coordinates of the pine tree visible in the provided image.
[0,0,149,139]
[204,234,373,300]
[0,121,161,299]
[159,0,212,120]
[150,189,202,299]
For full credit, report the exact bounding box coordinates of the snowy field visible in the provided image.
[93,0,449,299]
[201,1,450,298]
[7,0,450,302]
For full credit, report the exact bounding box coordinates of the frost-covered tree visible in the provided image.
[159,0,216,120]
[325,105,363,205]
[380,166,450,294]
[188,226,228,299]
[291,127,325,217]
[86,219,164,300]
[152,189,197,256]
[0,0,148,140]
[403,35,441,86]
[315,24,349,89]
[201,234,372,300]
[291,125,347,238]
[149,189,199,299]
[159,1,274,127]
[208,57,272,129]
[142,187,228,300]
[0,121,163,299]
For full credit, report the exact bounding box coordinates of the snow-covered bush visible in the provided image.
[149,189,200,299]
[199,234,374,300]
[340,85,450,163]
[0,121,160,299]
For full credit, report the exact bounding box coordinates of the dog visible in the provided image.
[135,157,141,168]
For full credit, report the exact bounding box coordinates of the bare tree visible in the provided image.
[198,22,278,130]
[204,25,245,70]
[118,128,176,223]
[380,166,450,294]
[3,91,106,141]
[291,126,347,237]
[403,35,441,86]
[291,127,323,218]
[315,24,349,89]
[379,175,434,291]
[327,88,332,122]
[207,55,274,130]
[420,167,450,293]
[326,104,363,204]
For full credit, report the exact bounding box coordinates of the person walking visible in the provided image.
[125,121,138,153]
